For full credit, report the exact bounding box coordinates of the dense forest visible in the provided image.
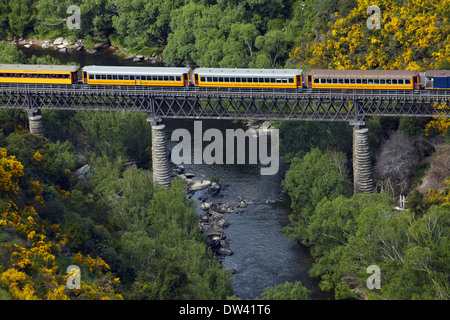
[0,0,449,300]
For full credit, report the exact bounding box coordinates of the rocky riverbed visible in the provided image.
[6,37,163,64]
[171,163,254,259]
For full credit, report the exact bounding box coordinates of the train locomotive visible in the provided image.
[1,63,449,90]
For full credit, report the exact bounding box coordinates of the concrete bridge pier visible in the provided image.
[148,116,171,189]
[27,109,44,136]
[350,121,374,194]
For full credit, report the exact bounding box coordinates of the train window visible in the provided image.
[176,76,181,81]
[344,79,349,84]
[368,79,373,84]
[356,79,361,84]
[259,78,264,83]
[218,77,223,82]
[253,78,258,83]
[229,77,235,82]
[248,78,253,83]
[119,75,123,80]
[107,75,112,80]
[374,79,379,84]
[386,79,391,84]
[380,79,385,84]
[201,77,205,82]
[113,75,118,80]
[392,79,397,84]
[100,75,106,80]
[325,79,330,83]
[242,78,247,82]
[289,78,294,83]
[405,79,410,84]
[224,77,229,82]
[362,79,367,84]
[162,76,167,81]
[128,75,133,80]
[398,79,403,84]
[338,79,344,84]
[270,78,275,83]
[314,79,319,83]
[213,77,218,82]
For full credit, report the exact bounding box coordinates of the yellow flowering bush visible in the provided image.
[428,179,450,206]
[291,0,450,70]
[0,146,122,300]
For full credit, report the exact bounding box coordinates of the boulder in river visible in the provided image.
[189,180,211,191]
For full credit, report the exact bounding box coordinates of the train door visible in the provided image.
[194,74,199,86]
[413,76,419,90]
[307,75,312,88]
[82,71,87,84]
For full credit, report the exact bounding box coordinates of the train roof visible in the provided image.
[426,70,450,78]
[0,64,79,72]
[307,69,419,79]
[82,66,190,75]
[194,68,303,77]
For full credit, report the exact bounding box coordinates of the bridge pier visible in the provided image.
[148,116,171,189]
[27,109,43,136]
[350,121,374,194]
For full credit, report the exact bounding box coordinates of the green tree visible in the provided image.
[7,0,34,37]
[0,41,27,64]
[259,281,311,300]
[253,30,290,68]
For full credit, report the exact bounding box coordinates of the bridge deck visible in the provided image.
[1,83,449,121]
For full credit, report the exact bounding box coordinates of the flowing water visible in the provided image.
[18,45,333,300]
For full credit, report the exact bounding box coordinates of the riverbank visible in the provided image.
[3,36,164,65]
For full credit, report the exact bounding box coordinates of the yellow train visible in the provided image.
[305,69,420,90]
[0,64,79,85]
[1,64,449,90]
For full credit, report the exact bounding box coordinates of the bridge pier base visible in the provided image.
[148,117,171,189]
[350,121,374,194]
[27,109,43,136]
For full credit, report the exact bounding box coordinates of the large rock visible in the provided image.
[74,165,92,179]
[189,180,211,191]
[53,37,64,45]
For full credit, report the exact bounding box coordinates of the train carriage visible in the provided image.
[81,66,191,86]
[306,69,420,90]
[193,68,303,89]
[425,70,450,90]
[0,64,79,85]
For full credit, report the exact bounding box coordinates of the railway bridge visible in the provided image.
[1,83,450,193]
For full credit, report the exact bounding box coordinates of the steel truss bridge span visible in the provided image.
[1,83,449,121]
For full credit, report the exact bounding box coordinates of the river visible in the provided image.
[18,45,332,300]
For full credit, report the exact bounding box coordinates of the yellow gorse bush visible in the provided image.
[0,147,122,300]
[290,0,450,137]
